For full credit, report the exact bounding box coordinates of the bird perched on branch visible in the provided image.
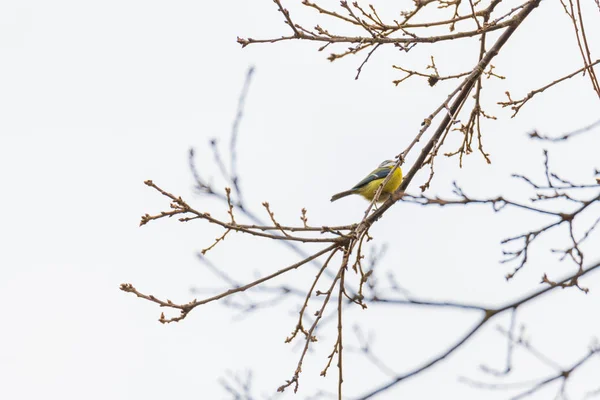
[330,160,403,202]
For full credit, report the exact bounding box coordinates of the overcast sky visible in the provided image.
[1,1,599,399]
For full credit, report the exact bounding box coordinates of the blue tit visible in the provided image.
[331,160,403,202]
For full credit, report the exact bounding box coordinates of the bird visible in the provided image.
[330,160,403,202]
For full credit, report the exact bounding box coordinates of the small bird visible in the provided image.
[330,160,403,202]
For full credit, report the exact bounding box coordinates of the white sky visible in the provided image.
[1,1,599,399]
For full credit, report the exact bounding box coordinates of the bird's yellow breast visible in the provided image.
[355,167,403,201]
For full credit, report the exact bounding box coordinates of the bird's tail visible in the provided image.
[330,190,356,202]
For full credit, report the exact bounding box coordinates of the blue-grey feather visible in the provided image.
[351,167,391,190]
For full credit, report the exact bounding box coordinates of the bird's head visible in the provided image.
[378,160,397,169]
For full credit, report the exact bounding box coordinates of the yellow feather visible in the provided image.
[354,167,403,202]
[330,162,403,202]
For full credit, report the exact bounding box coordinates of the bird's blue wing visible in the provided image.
[351,167,390,190]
